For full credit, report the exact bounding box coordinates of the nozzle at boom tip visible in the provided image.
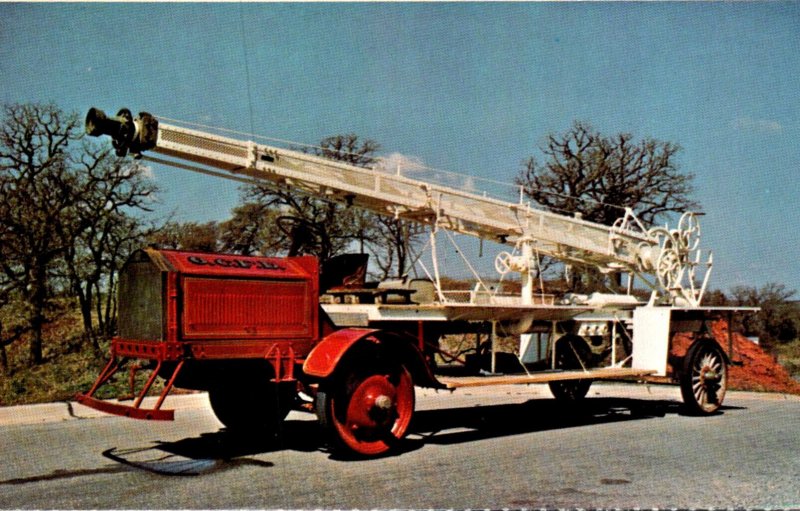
[85,107,158,158]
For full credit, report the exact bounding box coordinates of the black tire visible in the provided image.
[549,335,592,401]
[208,376,295,433]
[680,339,727,415]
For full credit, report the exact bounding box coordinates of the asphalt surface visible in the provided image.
[1,383,798,509]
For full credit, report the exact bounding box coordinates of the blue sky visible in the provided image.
[1,3,799,294]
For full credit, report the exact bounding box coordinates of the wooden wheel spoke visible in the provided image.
[681,340,727,415]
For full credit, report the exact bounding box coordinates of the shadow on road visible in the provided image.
[98,396,744,474]
[411,397,673,447]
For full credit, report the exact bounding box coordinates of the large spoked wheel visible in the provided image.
[549,335,592,401]
[656,239,682,290]
[317,358,415,457]
[209,378,295,434]
[680,339,727,415]
[677,211,701,252]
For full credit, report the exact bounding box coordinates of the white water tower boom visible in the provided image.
[85,108,712,306]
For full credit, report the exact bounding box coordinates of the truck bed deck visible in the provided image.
[322,302,600,325]
[440,367,657,389]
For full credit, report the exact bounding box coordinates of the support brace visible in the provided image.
[75,358,184,421]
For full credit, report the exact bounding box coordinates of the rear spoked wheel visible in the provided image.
[317,352,415,457]
[680,339,727,415]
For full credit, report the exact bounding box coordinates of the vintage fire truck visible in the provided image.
[78,107,752,457]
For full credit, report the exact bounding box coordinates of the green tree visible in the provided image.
[218,202,283,256]
[730,283,798,346]
[222,133,426,277]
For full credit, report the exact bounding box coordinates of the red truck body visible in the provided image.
[116,248,319,357]
[78,248,432,455]
[79,249,321,419]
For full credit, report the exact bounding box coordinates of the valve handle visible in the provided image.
[494,251,514,275]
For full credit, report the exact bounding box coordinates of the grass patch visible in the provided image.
[0,301,163,406]
[773,339,800,381]
[0,348,109,406]
[1,303,104,406]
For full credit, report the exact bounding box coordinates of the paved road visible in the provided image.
[1,383,798,509]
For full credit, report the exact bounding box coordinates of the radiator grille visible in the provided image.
[182,278,312,339]
[118,260,163,340]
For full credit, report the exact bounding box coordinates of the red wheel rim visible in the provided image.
[331,367,414,456]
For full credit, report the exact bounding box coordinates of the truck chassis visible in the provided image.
[78,107,754,457]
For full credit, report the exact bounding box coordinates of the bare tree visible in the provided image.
[0,103,83,365]
[233,134,380,264]
[147,221,220,252]
[366,216,426,279]
[516,121,698,227]
[516,121,699,291]
[96,215,156,340]
[57,138,158,348]
[0,103,158,364]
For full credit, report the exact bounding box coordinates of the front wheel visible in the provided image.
[680,339,727,415]
[209,379,295,433]
[317,362,415,457]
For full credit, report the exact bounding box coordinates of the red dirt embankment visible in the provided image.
[672,321,800,395]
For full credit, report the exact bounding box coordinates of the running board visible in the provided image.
[440,368,656,389]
